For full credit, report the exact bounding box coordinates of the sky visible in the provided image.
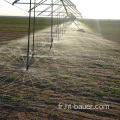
[0,0,120,19]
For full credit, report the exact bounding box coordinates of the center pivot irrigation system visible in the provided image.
[4,0,82,71]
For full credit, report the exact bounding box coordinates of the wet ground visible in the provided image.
[0,21,120,120]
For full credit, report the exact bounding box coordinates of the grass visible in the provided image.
[0,18,57,31]
[0,18,120,119]
[0,16,58,42]
[0,94,25,109]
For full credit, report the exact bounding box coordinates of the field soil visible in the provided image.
[79,19,120,44]
[0,30,27,42]
[0,20,120,120]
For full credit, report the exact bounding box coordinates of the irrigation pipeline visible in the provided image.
[3,0,82,70]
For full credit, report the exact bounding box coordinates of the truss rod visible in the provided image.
[66,0,76,8]
[15,3,73,6]
[37,0,59,16]
[65,0,82,17]
[60,0,80,29]
[65,5,81,18]
[29,0,47,12]
[48,4,63,16]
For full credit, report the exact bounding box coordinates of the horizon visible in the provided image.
[0,15,120,20]
[0,0,120,19]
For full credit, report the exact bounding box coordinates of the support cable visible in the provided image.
[4,0,27,12]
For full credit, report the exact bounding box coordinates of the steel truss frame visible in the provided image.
[4,0,82,70]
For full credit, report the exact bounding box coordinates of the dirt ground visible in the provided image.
[0,21,120,120]
[0,30,27,41]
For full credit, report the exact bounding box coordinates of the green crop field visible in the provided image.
[0,16,58,43]
[0,17,57,31]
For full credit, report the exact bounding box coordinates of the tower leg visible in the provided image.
[26,0,32,71]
